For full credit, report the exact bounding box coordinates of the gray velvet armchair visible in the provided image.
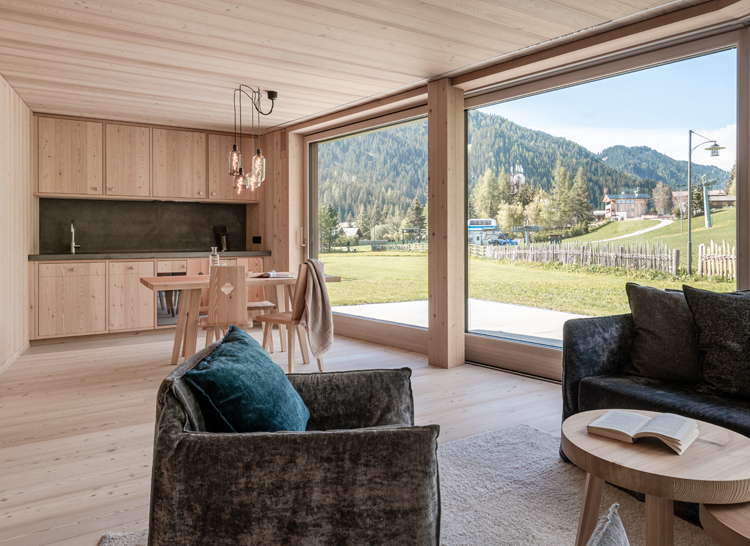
[148,343,441,546]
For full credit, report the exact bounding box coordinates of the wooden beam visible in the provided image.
[427,78,465,369]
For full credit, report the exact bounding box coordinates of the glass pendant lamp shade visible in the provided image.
[228,144,241,175]
[242,171,257,191]
[253,149,266,185]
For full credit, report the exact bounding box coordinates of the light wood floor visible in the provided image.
[0,328,562,545]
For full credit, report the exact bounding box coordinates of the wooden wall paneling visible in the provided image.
[108,261,155,331]
[38,117,103,195]
[738,27,749,290]
[151,128,207,199]
[427,79,465,369]
[105,124,150,197]
[0,75,32,373]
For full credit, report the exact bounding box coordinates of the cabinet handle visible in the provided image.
[181,264,186,269]
[70,267,76,272]
[93,187,99,191]
[129,266,135,270]
[212,192,217,196]
[110,188,116,192]
[198,191,204,196]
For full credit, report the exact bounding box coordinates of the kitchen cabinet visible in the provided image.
[207,134,259,202]
[37,262,107,336]
[156,260,187,274]
[109,261,155,331]
[105,124,150,197]
[152,129,207,199]
[38,117,103,195]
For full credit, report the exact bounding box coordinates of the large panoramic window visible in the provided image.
[466,49,737,348]
[310,119,428,328]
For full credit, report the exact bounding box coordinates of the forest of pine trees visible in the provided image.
[315,109,730,242]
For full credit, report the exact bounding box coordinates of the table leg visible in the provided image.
[274,284,288,351]
[171,289,191,366]
[575,473,604,546]
[646,495,674,546]
[182,290,202,362]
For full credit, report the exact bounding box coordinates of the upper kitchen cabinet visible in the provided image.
[38,117,103,195]
[105,124,150,197]
[207,134,259,202]
[152,129,207,199]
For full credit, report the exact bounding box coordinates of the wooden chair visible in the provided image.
[257,263,324,373]
[200,266,255,346]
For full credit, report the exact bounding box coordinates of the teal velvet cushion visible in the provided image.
[184,326,310,432]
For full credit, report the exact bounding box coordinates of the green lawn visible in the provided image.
[321,250,736,316]
[570,219,660,243]
[567,208,737,268]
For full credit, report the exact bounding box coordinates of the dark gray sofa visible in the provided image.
[148,342,441,546]
[562,313,750,436]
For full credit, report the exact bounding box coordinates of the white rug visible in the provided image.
[99,425,714,546]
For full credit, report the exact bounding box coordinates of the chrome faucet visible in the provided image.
[70,220,81,254]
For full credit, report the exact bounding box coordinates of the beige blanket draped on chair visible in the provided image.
[301,258,333,358]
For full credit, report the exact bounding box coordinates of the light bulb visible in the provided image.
[233,168,245,191]
[253,149,266,185]
[243,171,257,191]
[228,144,241,175]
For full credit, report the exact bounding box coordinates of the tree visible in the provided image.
[524,189,554,229]
[569,167,593,225]
[550,160,573,227]
[318,205,340,251]
[514,182,535,209]
[496,202,524,234]
[355,205,371,239]
[497,167,512,206]
[369,202,382,234]
[652,181,672,215]
[691,185,704,217]
[727,164,736,195]
[404,197,426,233]
[471,168,501,219]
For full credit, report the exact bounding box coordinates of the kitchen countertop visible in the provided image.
[29,251,271,261]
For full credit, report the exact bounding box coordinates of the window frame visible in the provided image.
[463,30,745,379]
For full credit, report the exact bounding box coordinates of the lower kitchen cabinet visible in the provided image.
[37,262,107,337]
[109,261,155,331]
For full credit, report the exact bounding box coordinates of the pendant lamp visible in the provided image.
[229,85,276,192]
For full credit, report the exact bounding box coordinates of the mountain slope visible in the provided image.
[599,145,730,189]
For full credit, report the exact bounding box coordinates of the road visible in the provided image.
[598,219,673,242]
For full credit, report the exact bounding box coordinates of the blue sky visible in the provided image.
[480,48,737,171]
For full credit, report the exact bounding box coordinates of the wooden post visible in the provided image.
[739,28,750,289]
[672,249,680,276]
[427,79,465,369]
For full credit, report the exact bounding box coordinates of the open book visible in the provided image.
[587,410,699,455]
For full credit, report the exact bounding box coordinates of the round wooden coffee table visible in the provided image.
[562,409,750,546]
[700,502,750,546]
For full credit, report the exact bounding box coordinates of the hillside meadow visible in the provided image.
[321,248,736,317]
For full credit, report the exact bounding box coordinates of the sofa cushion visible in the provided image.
[586,503,629,546]
[184,326,310,433]
[578,375,750,438]
[683,285,750,399]
[622,283,701,384]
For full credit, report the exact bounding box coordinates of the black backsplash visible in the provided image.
[39,199,247,254]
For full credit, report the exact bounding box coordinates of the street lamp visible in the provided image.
[687,130,724,274]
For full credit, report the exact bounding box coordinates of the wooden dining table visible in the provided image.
[140,272,341,365]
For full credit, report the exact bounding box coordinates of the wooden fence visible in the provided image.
[376,241,682,274]
[473,242,680,274]
[698,240,736,280]
[373,243,428,252]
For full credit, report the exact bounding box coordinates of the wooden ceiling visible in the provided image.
[0,0,707,133]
